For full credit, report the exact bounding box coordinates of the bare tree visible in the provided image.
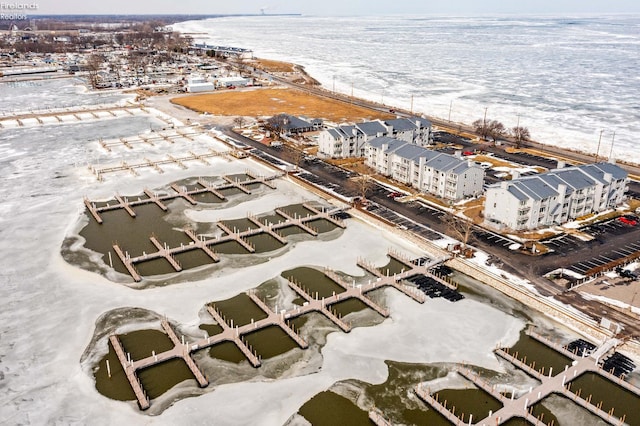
[86,53,105,89]
[264,114,289,140]
[472,118,490,140]
[473,118,506,143]
[233,116,246,129]
[443,213,474,251]
[487,120,506,143]
[354,174,374,202]
[511,126,531,148]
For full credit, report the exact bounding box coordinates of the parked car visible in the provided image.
[618,216,637,226]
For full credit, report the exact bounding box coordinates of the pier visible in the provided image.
[413,326,640,425]
[111,203,346,282]
[89,149,229,181]
[85,171,282,223]
[111,251,433,410]
[0,104,147,129]
[97,126,202,152]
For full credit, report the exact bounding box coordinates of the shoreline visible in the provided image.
[172,16,640,169]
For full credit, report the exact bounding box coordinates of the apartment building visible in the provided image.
[318,117,431,158]
[365,137,484,201]
[484,162,628,231]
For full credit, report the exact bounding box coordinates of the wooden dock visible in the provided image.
[413,330,640,425]
[111,251,437,411]
[85,172,282,224]
[89,149,227,181]
[368,408,394,426]
[109,203,346,282]
[108,335,150,410]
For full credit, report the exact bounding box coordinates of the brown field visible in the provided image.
[170,88,394,122]
[252,58,296,73]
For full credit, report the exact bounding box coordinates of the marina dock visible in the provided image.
[85,171,282,223]
[110,251,434,410]
[104,200,348,283]
[413,326,640,425]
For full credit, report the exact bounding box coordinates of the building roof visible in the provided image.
[493,161,628,204]
[337,125,358,138]
[269,114,312,131]
[356,120,387,136]
[516,178,559,200]
[507,185,529,201]
[368,136,406,151]
[413,116,432,128]
[451,161,474,175]
[553,169,597,190]
[425,154,463,172]
[385,118,417,132]
[394,143,428,161]
[585,162,628,181]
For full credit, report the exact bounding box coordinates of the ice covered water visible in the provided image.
[175,14,640,163]
[1,71,634,424]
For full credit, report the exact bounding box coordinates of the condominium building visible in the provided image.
[318,117,431,158]
[365,137,484,201]
[484,162,628,231]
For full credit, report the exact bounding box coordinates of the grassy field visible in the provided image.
[171,87,394,123]
[252,58,296,73]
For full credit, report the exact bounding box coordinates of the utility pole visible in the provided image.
[595,129,604,163]
[332,75,335,93]
[482,107,488,139]
[608,131,616,160]
[448,100,452,122]
[410,94,414,114]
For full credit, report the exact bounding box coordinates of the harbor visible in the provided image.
[410,327,639,425]
[98,250,450,410]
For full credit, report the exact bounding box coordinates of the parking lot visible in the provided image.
[564,241,640,276]
[365,201,443,241]
[541,234,589,252]
[472,228,520,249]
[580,216,637,238]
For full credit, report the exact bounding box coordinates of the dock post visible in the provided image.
[106,359,111,378]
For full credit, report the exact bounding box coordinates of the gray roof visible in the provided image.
[425,154,462,172]
[337,125,358,138]
[356,120,387,136]
[394,143,428,161]
[326,128,341,139]
[517,178,559,200]
[385,118,417,132]
[507,185,529,201]
[553,169,597,190]
[585,162,628,181]
[501,161,628,203]
[451,161,473,175]
[413,116,432,128]
[368,136,404,150]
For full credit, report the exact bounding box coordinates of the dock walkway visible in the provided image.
[111,252,433,410]
[414,327,639,425]
[111,203,346,282]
